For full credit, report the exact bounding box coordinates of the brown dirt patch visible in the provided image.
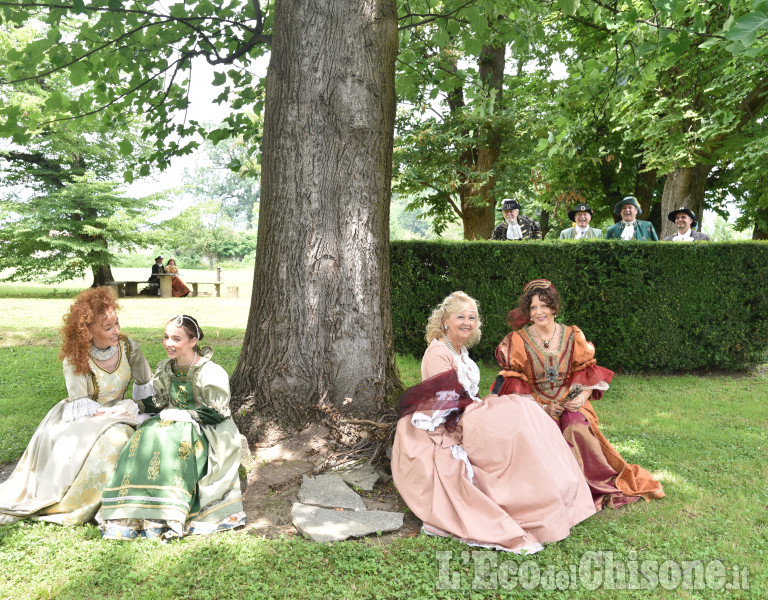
[1,423,420,542]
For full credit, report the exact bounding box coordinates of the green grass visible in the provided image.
[1,298,767,598]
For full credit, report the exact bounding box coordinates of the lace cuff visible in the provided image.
[133,380,154,401]
[100,400,139,420]
[450,444,474,484]
[411,408,457,432]
[62,398,102,422]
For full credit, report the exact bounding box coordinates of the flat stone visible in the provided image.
[337,464,380,491]
[291,503,404,543]
[297,474,366,511]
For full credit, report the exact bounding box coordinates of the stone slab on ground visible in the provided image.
[297,474,366,511]
[337,464,380,491]
[291,503,404,543]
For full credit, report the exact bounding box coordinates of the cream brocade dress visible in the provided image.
[0,339,153,526]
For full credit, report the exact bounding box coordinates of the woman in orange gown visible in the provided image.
[391,291,595,553]
[165,259,191,297]
[495,279,665,510]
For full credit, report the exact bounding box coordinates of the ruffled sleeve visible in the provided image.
[568,325,613,400]
[494,331,533,395]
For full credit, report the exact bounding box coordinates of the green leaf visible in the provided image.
[636,41,657,57]
[212,71,227,86]
[698,38,720,50]
[558,0,579,17]
[72,0,85,12]
[118,139,134,155]
[724,12,768,46]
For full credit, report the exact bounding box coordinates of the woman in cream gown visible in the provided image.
[391,292,595,553]
[0,287,153,526]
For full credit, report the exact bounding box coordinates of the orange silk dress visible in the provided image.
[495,325,664,508]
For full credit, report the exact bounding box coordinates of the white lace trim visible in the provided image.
[450,444,474,484]
[133,380,154,401]
[454,347,481,401]
[62,397,102,422]
[411,409,457,432]
[569,381,610,393]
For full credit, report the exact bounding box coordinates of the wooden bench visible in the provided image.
[105,281,142,297]
[186,281,222,297]
[106,274,172,297]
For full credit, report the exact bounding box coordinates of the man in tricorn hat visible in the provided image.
[605,196,658,241]
[663,207,710,241]
[490,198,542,241]
[146,255,165,295]
[559,203,603,239]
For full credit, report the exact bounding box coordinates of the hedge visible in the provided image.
[390,239,768,372]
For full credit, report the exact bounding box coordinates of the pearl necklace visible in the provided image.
[89,343,118,361]
[442,336,461,356]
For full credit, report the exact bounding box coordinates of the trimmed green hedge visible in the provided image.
[391,239,768,372]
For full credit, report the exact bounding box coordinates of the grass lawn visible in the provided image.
[0,286,766,599]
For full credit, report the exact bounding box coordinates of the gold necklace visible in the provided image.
[535,323,558,349]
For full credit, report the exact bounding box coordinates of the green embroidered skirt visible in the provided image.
[101,416,208,523]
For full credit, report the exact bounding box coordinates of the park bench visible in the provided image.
[185,281,222,297]
[105,281,142,297]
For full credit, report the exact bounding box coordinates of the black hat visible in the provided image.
[567,203,594,222]
[155,256,163,261]
[668,207,697,225]
[498,198,521,211]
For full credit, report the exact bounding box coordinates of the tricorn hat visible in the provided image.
[498,198,522,212]
[613,196,642,216]
[668,206,697,225]
[567,203,594,222]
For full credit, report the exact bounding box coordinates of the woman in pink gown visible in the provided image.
[391,291,595,553]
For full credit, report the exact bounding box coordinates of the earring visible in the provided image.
[443,325,448,330]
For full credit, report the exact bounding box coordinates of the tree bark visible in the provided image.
[90,264,115,287]
[753,206,768,240]
[462,43,505,240]
[659,164,713,238]
[230,0,402,442]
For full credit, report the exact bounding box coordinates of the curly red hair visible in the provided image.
[59,287,124,374]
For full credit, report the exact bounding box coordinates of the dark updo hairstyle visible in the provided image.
[170,314,204,354]
[518,286,562,321]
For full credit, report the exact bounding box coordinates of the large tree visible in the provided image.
[1,0,402,441]
[230,0,401,438]
[0,174,161,283]
[0,25,155,285]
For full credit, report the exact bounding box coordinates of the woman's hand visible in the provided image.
[544,403,563,418]
[563,392,588,412]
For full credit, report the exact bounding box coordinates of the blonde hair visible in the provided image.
[425,291,482,348]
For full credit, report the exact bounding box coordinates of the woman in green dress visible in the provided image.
[101,315,245,539]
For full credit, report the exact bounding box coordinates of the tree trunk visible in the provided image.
[462,43,505,240]
[91,264,114,287]
[753,206,768,240]
[659,164,713,238]
[230,0,402,442]
[634,168,658,217]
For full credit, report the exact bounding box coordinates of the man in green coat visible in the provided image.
[605,197,659,241]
